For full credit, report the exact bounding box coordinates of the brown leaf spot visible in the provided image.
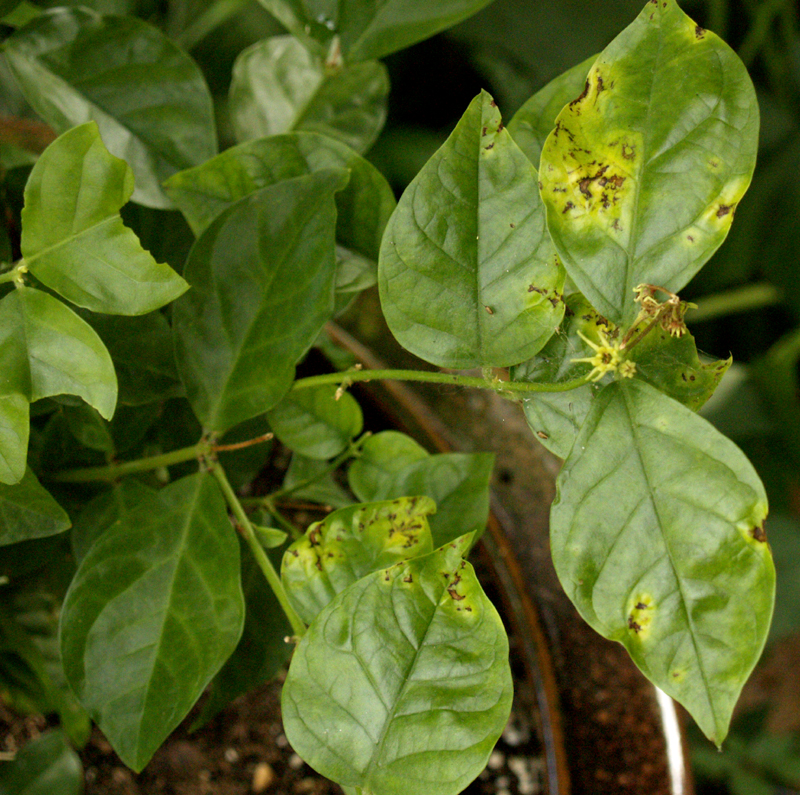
[570,80,590,107]
[485,305,494,315]
[448,587,466,601]
[621,143,636,160]
[536,431,549,440]
[751,524,767,543]
[485,143,495,150]
[563,201,575,214]
[403,574,413,583]
[628,617,642,633]
[687,234,695,242]
[716,204,733,218]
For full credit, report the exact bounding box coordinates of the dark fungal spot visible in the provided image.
[482,126,487,136]
[681,373,688,381]
[537,431,549,440]
[635,602,648,610]
[498,123,504,132]
[695,25,706,38]
[485,143,494,150]
[563,201,575,214]
[751,524,767,543]
[510,222,516,228]
[628,617,642,633]
[570,80,591,107]
[403,574,413,583]
[687,234,695,242]
[448,587,465,601]
[717,204,733,218]
[490,99,497,107]
[621,143,636,160]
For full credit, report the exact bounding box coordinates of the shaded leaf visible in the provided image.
[347,430,429,498]
[550,378,774,744]
[281,496,436,624]
[512,293,608,458]
[379,90,564,369]
[193,541,292,728]
[3,7,217,208]
[508,54,596,167]
[0,392,29,485]
[0,287,117,418]
[539,0,759,325]
[63,403,114,453]
[256,0,496,62]
[281,452,355,509]
[0,730,83,795]
[267,384,362,460]
[282,535,512,795]
[229,36,388,155]
[0,467,70,546]
[60,472,245,771]
[163,131,395,261]
[85,311,183,407]
[173,170,348,433]
[20,122,188,315]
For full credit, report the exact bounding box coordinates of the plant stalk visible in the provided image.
[175,0,253,50]
[687,282,780,324]
[209,462,306,638]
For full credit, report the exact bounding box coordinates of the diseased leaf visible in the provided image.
[0,729,83,795]
[163,131,395,261]
[282,536,513,795]
[512,293,608,459]
[508,54,596,167]
[627,325,731,411]
[281,496,436,624]
[20,123,188,315]
[379,90,565,369]
[60,473,245,771]
[3,7,218,208]
[539,0,759,325]
[256,0,496,62]
[229,36,388,155]
[0,392,29,485]
[349,437,494,547]
[267,384,362,460]
[550,378,774,744]
[0,468,70,546]
[173,170,348,433]
[0,287,117,418]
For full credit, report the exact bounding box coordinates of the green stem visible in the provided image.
[175,0,253,50]
[291,368,592,396]
[0,270,15,285]
[262,499,303,540]
[687,282,780,324]
[209,462,306,638]
[51,442,208,483]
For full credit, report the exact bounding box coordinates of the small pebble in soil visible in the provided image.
[487,750,505,770]
[508,755,540,795]
[224,747,240,763]
[288,752,304,770]
[252,762,276,792]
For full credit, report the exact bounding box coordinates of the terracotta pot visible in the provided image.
[330,304,695,795]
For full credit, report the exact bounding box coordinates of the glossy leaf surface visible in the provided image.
[550,379,774,744]
[0,468,70,546]
[0,729,83,795]
[539,0,759,325]
[173,170,347,433]
[229,36,388,155]
[4,8,216,209]
[281,453,355,509]
[0,287,117,418]
[164,131,395,262]
[379,90,564,369]
[282,536,513,795]
[281,496,435,624]
[60,473,244,771]
[256,0,496,62]
[267,384,363,460]
[508,54,595,167]
[21,123,188,315]
[349,433,494,547]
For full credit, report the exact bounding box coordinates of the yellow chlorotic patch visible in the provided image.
[626,593,656,640]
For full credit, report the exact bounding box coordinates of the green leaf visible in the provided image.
[0,730,83,795]
[349,442,494,548]
[229,36,389,155]
[63,403,114,453]
[0,468,70,546]
[70,479,156,564]
[256,0,496,62]
[539,0,759,325]
[508,54,596,167]
[163,131,395,261]
[3,7,217,209]
[20,122,188,315]
[60,472,245,771]
[512,293,607,459]
[267,384,362,460]
[281,496,436,624]
[281,452,355,509]
[173,170,348,433]
[0,392,29,485]
[627,325,731,411]
[193,541,292,728]
[84,311,183,407]
[281,536,513,795]
[379,90,565,369]
[550,378,774,745]
[347,430,429,498]
[0,287,117,418]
